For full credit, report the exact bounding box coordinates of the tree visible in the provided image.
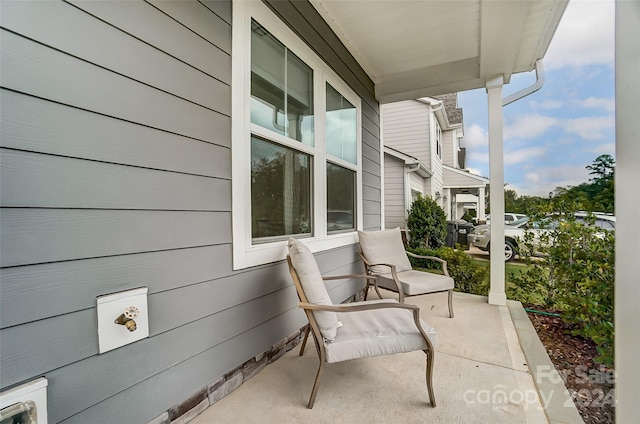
[406,195,447,249]
[586,154,615,184]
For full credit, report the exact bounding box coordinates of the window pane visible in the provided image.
[327,163,355,232]
[251,20,314,145]
[251,137,311,239]
[326,83,356,164]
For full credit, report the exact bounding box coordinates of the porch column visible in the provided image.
[486,76,506,306]
[477,186,486,221]
[615,1,640,421]
[444,188,452,219]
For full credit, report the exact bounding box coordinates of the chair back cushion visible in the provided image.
[358,228,413,274]
[288,238,340,341]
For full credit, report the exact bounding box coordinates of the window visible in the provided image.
[326,83,357,233]
[250,20,314,146]
[232,1,363,269]
[251,137,311,240]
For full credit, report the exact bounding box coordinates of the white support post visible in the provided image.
[478,186,486,221]
[444,188,452,219]
[486,76,506,306]
[615,1,640,421]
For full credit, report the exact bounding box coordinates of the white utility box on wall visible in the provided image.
[0,377,48,424]
[97,287,149,353]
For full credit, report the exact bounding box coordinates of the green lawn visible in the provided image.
[471,259,530,280]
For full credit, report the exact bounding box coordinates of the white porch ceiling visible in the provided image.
[310,0,568,103]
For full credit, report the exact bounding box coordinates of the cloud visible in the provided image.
[461,123,488,149]
[529,100,563,110]
[545,0,615,70]
[564,116,615,140]
[504,114,559,140]
[504,147,546,165]
[511,164,591,196]
[584,142,615,156]
[574,97,615,112]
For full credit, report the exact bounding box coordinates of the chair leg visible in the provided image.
[299,326,310,356]
[307,359,326,408]
[373,282,384,301]
[425,350,437,407]
[364,281,370,301]
[448,289,454,318]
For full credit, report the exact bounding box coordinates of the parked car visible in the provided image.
[468,213,615,262]
[484,213,528,225]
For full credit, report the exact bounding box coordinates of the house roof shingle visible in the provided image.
[434,93,463,126]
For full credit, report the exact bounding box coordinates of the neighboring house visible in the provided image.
[5,1,621,423]
[382,94,488,229]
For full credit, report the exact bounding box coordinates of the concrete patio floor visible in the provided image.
[190,291,582,424]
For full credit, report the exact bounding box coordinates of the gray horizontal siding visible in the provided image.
[66,0,232,78]
[0,245,233,329]
[0,1,378,422]
[0,150,230,210]
[0,209,231,267]
[59,309,304,424]
[1,90,231,176]
[1,29,230,145]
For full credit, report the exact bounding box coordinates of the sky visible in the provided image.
[458,0,615,197]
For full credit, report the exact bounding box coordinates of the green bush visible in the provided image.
[406,246,489,296]
[510,210,615,366]
[406,195,447,249]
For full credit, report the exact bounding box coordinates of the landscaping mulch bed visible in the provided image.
[526,309,615,424]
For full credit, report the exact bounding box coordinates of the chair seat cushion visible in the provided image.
[325,299,437,363]
[375,270,454,295]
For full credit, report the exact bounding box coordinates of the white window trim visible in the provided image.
[231,0,363,270]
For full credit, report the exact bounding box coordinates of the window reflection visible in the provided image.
[327,162,355,232]
[251,137,312,240]
[326,83,356,164]
[251,20,314,146]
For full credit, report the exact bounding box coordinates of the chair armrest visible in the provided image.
[299,301,419,313]
[298,301,435,350]
[322,274,377,281]
[357,251,406,302]
[405,251,450,277]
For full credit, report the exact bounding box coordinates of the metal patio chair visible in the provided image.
[287,237,437,409]
[358,227,455,318]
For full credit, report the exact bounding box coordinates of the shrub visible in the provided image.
[510,210,615,366]
[406,246,489,296]
[406,195,447,249]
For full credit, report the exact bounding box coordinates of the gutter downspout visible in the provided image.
[502,59,545,106]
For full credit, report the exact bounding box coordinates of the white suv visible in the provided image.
[484,213,528,225]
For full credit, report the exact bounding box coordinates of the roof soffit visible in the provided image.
[310,0,568,103]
